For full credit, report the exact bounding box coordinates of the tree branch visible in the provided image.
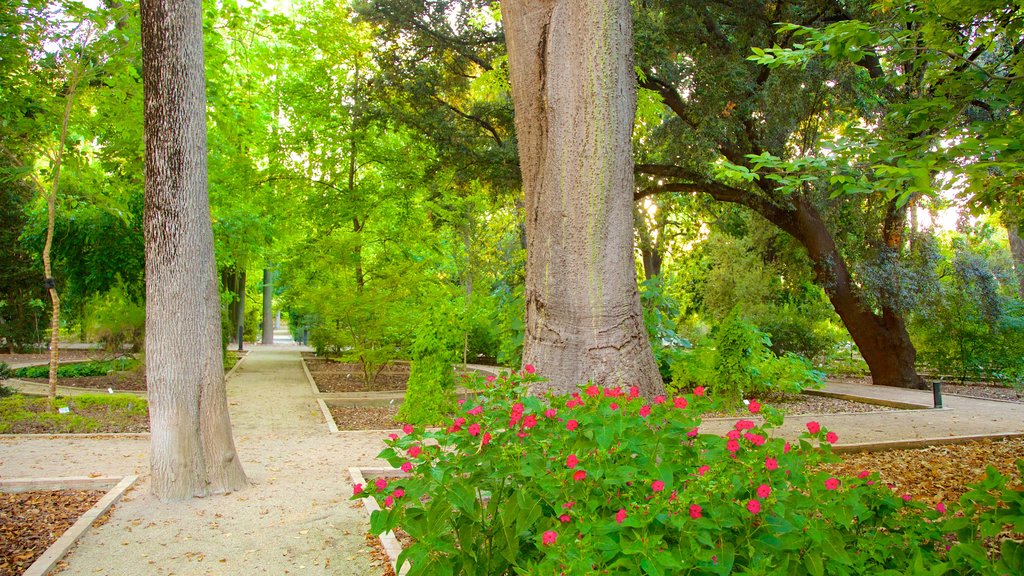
[431,96,504,145]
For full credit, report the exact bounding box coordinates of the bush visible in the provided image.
[396,305,459,426]
[670,312,823,406]
[0,362,12,397]
[82,282,145,353]
[0,393,147,434]
[358,370,1022,575]
[13,358,139,379]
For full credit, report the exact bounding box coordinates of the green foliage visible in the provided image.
[670,311,823,406]
[396,303,461,426]
[360,370,1018,575]
[82,281,145,353]
[0,172,45,352]
[13,358,138,379]
[0,362,13,397]
[639,276,690,380]
[0,393,147,434]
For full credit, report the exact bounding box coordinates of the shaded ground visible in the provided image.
[829,375,1023,404]
[12,351,245,392]
[0,350,96,366]
[304,354,410,393]
[0,490,104,576]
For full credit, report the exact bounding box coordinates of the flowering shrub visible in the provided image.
[357,369,1020,575]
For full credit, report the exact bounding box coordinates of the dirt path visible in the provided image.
[0,346,391,576]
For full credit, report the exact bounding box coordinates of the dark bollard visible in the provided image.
[932,381,943,409]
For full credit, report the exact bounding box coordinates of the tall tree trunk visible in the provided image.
[261,268,273,345]
[235,269,246,351]
[634,205,663,281]
[791,197,926,389]
[504,0,663,396]
[1006,218,1024,300]
[141,0,246,501]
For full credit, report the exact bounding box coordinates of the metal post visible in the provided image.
[932,381,943,409]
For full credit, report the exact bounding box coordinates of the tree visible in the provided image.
[140,0,246,500]
[503,0,663,396]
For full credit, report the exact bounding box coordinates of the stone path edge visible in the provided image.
[350,467,411,576]
[1,474,138,576]
[316,399,339,434]
[833,432,1024,454]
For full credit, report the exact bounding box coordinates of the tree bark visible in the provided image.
[235,269,246,351]
[504,0,663,396]
[261,268,273,345]
[141,0,246,501]
[1006,219,1024,300]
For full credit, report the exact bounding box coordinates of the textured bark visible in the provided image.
[235,270,246,351]
[141,0,246,501]
[504,0,663,396]
[1007,220,1024,300]
[261,268,273,345]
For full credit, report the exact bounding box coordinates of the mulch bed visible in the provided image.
[943,382,1023,403]
[13,351,246,392]
[2,398,149,434]
[0,490,105,576]
[303,355,411,393]
[329,405,402,431]
[0,350,96,365]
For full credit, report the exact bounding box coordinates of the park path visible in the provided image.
[0,343,392,576]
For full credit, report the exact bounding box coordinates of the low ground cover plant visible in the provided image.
[13,358,139,379]
[0,393,148,433]
[357,370,1023,575]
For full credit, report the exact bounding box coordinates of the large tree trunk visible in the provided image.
[1006,219,1024,300]
[503,0,663,396]
[141,0,247,501]
[235,269,246,351]
[791,197,926,389]
[261,268,273,345]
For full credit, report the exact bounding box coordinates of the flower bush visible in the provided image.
[357,369,1022,575]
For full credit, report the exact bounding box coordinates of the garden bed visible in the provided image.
[829,374,1023,404]
[0,490,105,576]
[303,354,410,393]
[0,394,149,434]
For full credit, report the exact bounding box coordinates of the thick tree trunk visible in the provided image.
[235,269,246,351]
[791,197,927,389]
[1006,220,1024,300]
[504,0,663,396]
[141,0,246,501]
[261,268,273,345]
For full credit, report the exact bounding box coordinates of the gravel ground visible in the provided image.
[0,490,104,576]
[329,405,402,431]
[943,383,1023,403]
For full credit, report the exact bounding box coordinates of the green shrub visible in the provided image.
[670,311,823,406]
[359,370,1020,575]
[13,358,140,379]
[82,281,145,353]
[0,393,147,433]
[397,306,459,426]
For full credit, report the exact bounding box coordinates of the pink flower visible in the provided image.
[694,386,705,396]
[747,499,761,514]
[401,462,413,473]
[735,420,755,431]
[562,501,574,509]
[806,421,820,434]
[566,454,579,469]
[687,427,699,438]
[384,495,394,508]
[651,480,665,492]
[825,477,840,491]
[523,414,538,429]
[485,375,496,383]
[726,439,740,453]
[393,488,405,499]
[407,445,422,458]
[673,397,688,409]
[784,441,791,454]
[615,509,627,524]
[388,433,398,441]
[457,399,466,406]
[375,478,388,491]
[757,484,771,499]
[857,470,870,479]
[544,408,557,418]
[566,419,579,431]
[481,432,492,446]
[467,405,483,416]
[902,494,912,502]
[726,430,741,440]
[639,405,651,418]
[524,363,536,374]
[402,424,414,435]
[353,483,363,495]
[697,465,710,476]
[541,530,557,545]
[610,402,619,411]
[748,400,761,414]
[825,431,838,444]
[654,395,666,404]
[585,386,599,397]
[468,423,481,436]
[746,434,766,446]
[765,457,778,471]
[629,385,640,399]
[935,502,946,514]
[689,504,702,519]
[559,514,571,523]
[573,470,587,481]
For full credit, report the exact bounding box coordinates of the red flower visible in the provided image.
[481,432,492,446]
[407,445,422,458]
[566,454,579,469]
[566,419,579,431]
[654,395,666,404]
[765,457,778,471]
[687,427,699,438]
[825,431,838,444]
[857,470,870,479]
[902,494,911,502]
[610,402,619,411]
[735,419,755,431]
[748,400,761,414]
[935,502,946,514]
[747,499,761,514]
[562,501,574,509]
[757,484,771,499]
[544,408,557,418]
[524,363,536,374]
[401,462,413,473]
[689,504,702,519]
[639,405,651,418]
[485,375,496,383]
[468,423,481,437]
[784,441,791,454]
[541,530,557,545]
[375,478,388,491]
[697,465,710,476]
[615,509,627,524]
[806,421,821,434]
[726,439,740,453]
[559,514,571,523]
[585,385,600,397]
[393,488,405,499]
[523,414,538,429]
[726,430,741,440]
[573,470,587,481]
[651,480,665,492]
[402,424,414,435]
[825,477,840,490]
[629,385,640,399]
[387,433,398,441]
[694,386,705,396]
[673,397,688,409]
[353,483,363,495]
[467,405,483,416]
[384,495,394,508]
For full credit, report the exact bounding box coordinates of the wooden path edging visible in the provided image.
[1,474,138,576]
[350,467,411,576]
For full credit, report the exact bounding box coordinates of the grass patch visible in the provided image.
[12,358,140,379]
[0,393,148,434]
